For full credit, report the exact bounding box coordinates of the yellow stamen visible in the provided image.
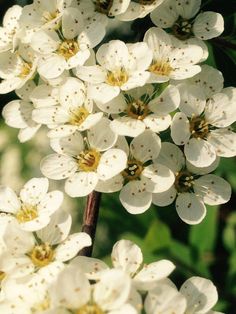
[57,40,80,60]
[19,61,32,78]
[149,60,173,76]
[69,107,90,126]
[126,99,149,120]
[78,150,101,172]
[30,243,54,268]
[16,204,38,223]
[76,304,104,314]
[122,159,144,181]
[106,69,129,87]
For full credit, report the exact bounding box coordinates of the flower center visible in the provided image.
[190,116,209,139]
[0,271,6,282]
[57,40,80,60]
[106,69,129,87]
[69,107,90,126]
[16,204,38,223]
[126,99,149,120]
[77,150,101,172]
[174,171,194,193]
[76,303,104,314]
[19,61,32,78]
[122,159,144,181]
[95,0,113,14]
[172,18,193,40]
[149,60,173,77]
[30,243,54,267]
[32,296,51,312]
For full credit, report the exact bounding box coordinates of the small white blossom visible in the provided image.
[0,177,63,231]
[152,142,231,224]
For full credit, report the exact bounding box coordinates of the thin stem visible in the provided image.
[78,191,102,257]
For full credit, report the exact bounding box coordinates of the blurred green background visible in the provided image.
[0,0,236,312]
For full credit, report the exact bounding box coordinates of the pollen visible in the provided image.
[16,204,38,223]
[57,40,80,60]
[69,107,90,126]
[30,243,54,267]
[122,159,144,181]
[106,68,129,87]
[19,61,32,78]
[190,116,209,139]
[41,10,60,24]
[149,60,173,76]
[76,303,104,314]
[77,150,101,172]
[126,99,149,120]
[0,271,6,282]
[174,171,195,193]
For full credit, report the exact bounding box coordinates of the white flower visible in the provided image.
[96,131,175,214]
[49,265,136,314]
[0,177,63,231]
[152,142,231,224]
[0,5,22,52]
[76,40,152,103]
[2,81,41,142]
[32,77,103,138]
[111,239,175,291]
[1,211,91,277]
[0,44,37,94]
[151,0,224,41]
[144,27,203,83]
[171,85,236,167]
[95,84,180,137]
[118,0,165,21]
[40,118,127,197]
[30,7,105,79]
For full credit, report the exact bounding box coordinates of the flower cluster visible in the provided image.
[0,0,235,312]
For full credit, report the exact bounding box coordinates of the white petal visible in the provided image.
[176,193,206,225]
[30,84,59,108]
[59,77,85,108]
[79,20,106,48]
[32,106,68,124]
[134,260,175,290]
[62,8,84,39]
[171,112,190,145]
[18,124,41,142]
[72,256,109,280]
[47,125,78,138]
[40,154,77,180]
[155,142,185,173]
[152,185,177,207]
[95,174,124,193]
[88,117,117,151]
[18,212,51,231]
[111,239,143,276]
[38,54,67,79]
[88,83,120,104]
[76,65,106,84]
[193,12,224,40]
[20,177,48,205]
[94,269,131,311]
[142,163,175,193]
[186,156,220,175]
[177,0,201,19]
[148,85,180,115]
[65,172,98,197]
[97,149,127,180]
[120,181,152,214]
[16,80,36,101]
[50,131,84,156]
[2,100,34,128]
[38,191,63,215]
[110,117,145,137]
[194,174,231,205]
[55,232,92,262]
[208,129,236,157]
[184,138,216,167]
[31,30,60,54]
[96,93,127,114]
[150,1,178,28]
[178,83,206,117]
[130,130,161,163]
[180,277,218,313]
[128,42,152,71]
[0,186,20,213]
[144,114,171,133]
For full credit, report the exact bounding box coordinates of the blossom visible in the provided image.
[0,177,63,231]
[76,39,153,103]
[2,81,41,142]
[152,142,231,224]
[144,27,203,83]
[96,84,180,137]
[96,131,175,214]
[32,77,103,138]
[29,6,105,79]
[171,85,236,167]
[151,0,224,41]
[40,118,127,197]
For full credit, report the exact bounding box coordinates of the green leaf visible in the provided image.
[144,219,172,252]
[189,205,219,253]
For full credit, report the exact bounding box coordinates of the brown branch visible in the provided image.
[78,191,102,257]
